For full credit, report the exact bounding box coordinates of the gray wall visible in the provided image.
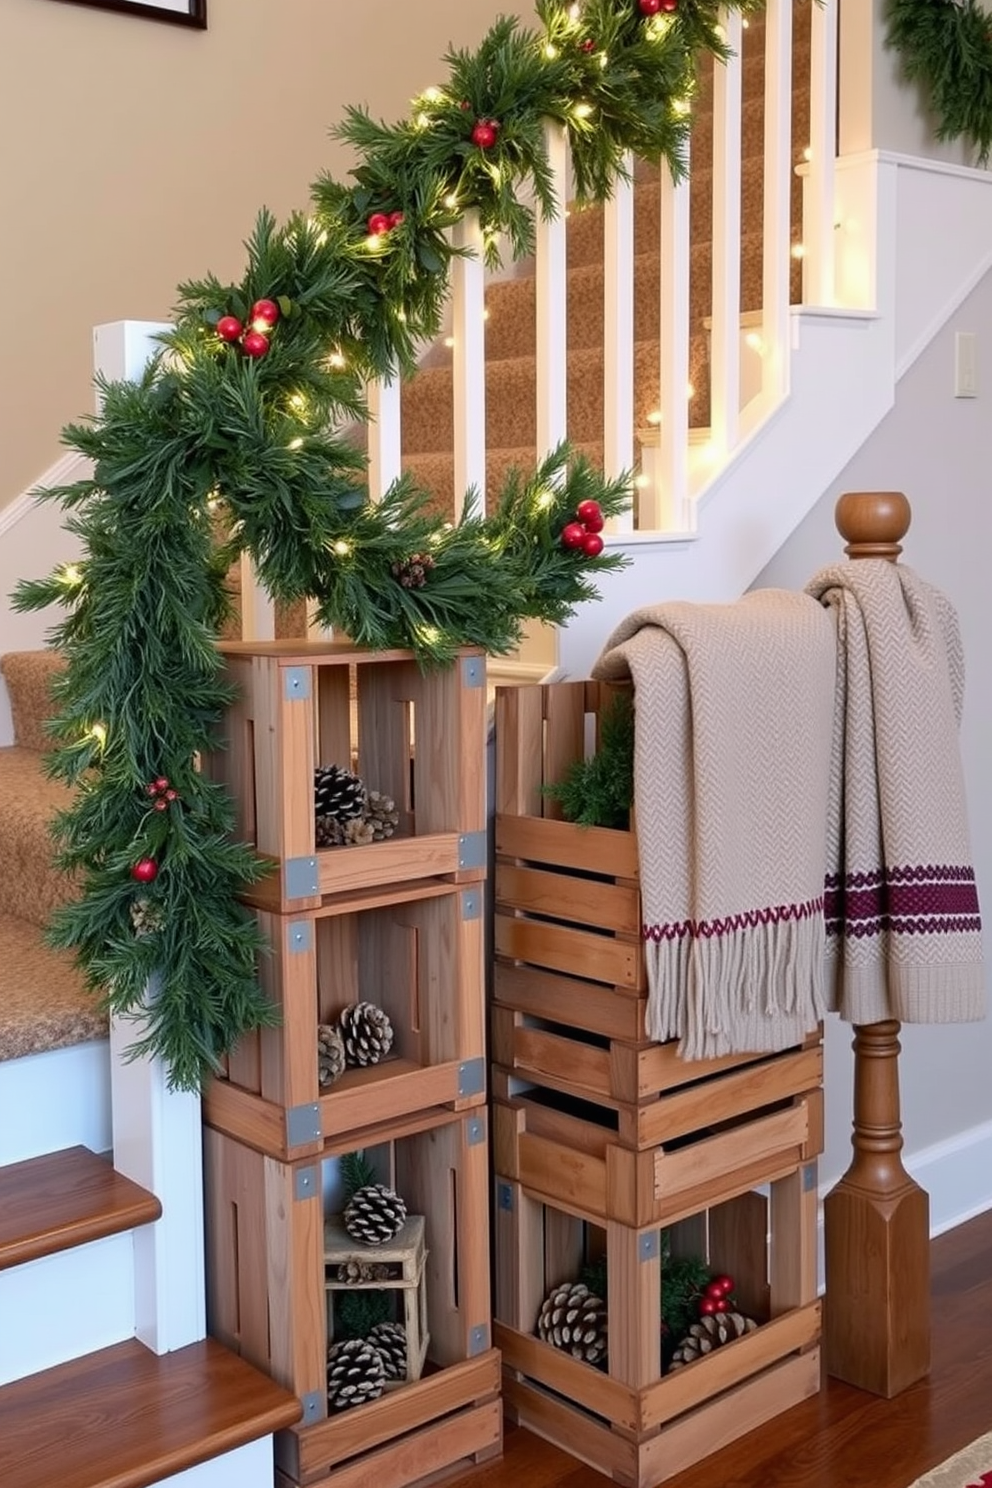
[757,268,992,1188]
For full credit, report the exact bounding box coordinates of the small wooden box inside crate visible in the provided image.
[324,1215,430,1385]
[494,1167,820,1488]
[204,1106,498,1487]
[204,877,486,1160]
[204,640,487,913]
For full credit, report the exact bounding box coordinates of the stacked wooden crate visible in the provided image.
[201,640,500,1488]
[492,681,824,1488]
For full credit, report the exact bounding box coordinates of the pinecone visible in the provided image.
[668,1311,758,1369]
[536,1282,608,1365]
[326,1338,385,1411]
[390,553,436,589]
[368,1320,407,1380]
[335,1259,392,1284]
[129,898,163,938]
[366,791,399,841]
[314,764,367,828]
[343,1183,408,1246]
[340,1001,394,1067]
[317,1024,347,1088]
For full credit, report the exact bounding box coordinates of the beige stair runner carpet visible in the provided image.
[0,651,105,1060]
[592,589,836,1060]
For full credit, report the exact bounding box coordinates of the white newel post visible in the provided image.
[94,321,208,1354]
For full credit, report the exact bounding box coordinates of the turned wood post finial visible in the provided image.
[835,491,912,562]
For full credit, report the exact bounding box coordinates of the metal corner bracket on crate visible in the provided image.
[285,856,320,900]
[287,1105,322,1154]
[458,831,487,871]
[283,667,313,701]
[459,1060,486,1100]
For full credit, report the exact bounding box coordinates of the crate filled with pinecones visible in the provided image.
[203,878,486,1160]
[203,1108,499,1488]
[493,1168,820,1488]
[202,639,487,913]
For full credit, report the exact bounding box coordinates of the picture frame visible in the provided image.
[47,0,206,27]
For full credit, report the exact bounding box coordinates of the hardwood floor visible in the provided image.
[456,1208,992,1488]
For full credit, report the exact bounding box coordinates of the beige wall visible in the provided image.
[0,0,528,508]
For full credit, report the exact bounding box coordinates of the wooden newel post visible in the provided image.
[824,490,931,1398]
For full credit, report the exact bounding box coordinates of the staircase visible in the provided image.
[0,653,300,1488]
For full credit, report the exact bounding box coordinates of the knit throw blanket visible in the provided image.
[593,590,837,1059]
[806,560,985,1025]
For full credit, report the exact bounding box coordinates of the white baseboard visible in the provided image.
[151,1437,274,1488]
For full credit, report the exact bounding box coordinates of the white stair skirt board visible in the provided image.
[0,1232,136,1387]
[148,1437,275,1488]
[0,1041,112,1166]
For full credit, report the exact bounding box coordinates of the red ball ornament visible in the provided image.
[165,788,178,802]
[216,315,243,343]
[638,0,662,13]
[576,499,604,532]
[153,798,168,812]
[698,1297,718,1316]
[242,330,270,359]
[580,37,595,52]
[131,858,158,884]
[659,0,678,10]
[388,211,405,228]
[471,120,499,149]
[712,1297,730,1313]
[153,776,170,794]
[367,212,391,236]
[250,298,280,329]
[581,532,605,558]
[709,1274,735,1297]
[561,521,586,550]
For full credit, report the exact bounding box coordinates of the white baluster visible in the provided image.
[650,167,692,532]
[806,0,838,305]
[710,8,744,456]
[536,121,569,457]
[451,210,487,519]
[367,374,403,502]
[603,157,635,532]
[761,0,793,403]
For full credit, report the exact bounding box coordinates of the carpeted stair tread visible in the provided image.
[402,441,608,511]
[0,747,77,928]
[0,651,65,756]
[0,1335,300,1488]
[0,913,105,1063]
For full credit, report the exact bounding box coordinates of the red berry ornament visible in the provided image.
[154,798,168,812]
[471,119,499,149]
[131,858,158,884]
[242,330,270,359]
[639,0,662,12]
[216,315,243,343]
[582,532,605,558]
[698,1297,718,1316]
[561,521,586,550]
[659,0,678,10]
[250,299,280,329]
[367,212,391,236]
[713,1297,730,1313]
[154,777,170,794]
[388,211,405,228]
[576,499,604,532]
[580,37,595,52]
[708,1274,735,1297]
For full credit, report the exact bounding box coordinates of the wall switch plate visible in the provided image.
[955,331,978,397]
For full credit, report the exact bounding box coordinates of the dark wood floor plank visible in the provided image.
[0,1336,301,1488]
[456,1208,992,1488]
[0,1146,161,1270]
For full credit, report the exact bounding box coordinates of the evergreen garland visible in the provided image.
[544,688,634,828]
[13,0,760,1091]
[887,0,992,164]
[581,1231,710,1346]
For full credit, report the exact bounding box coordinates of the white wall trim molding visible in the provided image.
[905,1119,992,1237]
[0,452,91,539]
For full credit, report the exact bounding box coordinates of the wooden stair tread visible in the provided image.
[0,1146,161,1271]
[0,1336,301,1488]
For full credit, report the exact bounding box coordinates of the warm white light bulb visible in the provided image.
[288,437,304,451]
[333,540,351,557]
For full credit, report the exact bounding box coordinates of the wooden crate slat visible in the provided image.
[495,912,642,989]
[503,1374,640,1485]
[295,1399,502,1488]
[496,861,641,933]
[495,1321,640,1432]
[541,681,587,822]
[494,685,545,818]
[653,1102,810,1204]
[496,813,639,880]
[494,963,646,1042]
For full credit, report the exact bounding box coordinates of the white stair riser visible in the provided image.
[0,1042,111,1166]
[147,1438,274,1488]
[0,1232,135,1386]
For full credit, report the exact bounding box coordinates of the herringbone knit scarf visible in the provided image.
[593,590,837,1059]
[806,560,985,1025]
